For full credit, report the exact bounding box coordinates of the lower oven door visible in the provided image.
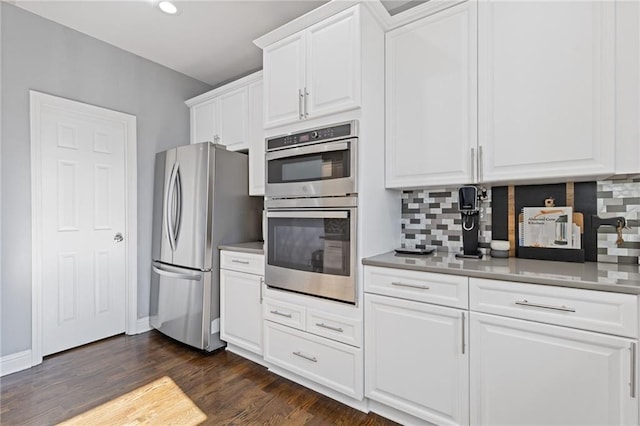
[265,208,356,304]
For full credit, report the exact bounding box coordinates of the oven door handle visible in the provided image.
[266,141,350,161]
[267,211,349,219]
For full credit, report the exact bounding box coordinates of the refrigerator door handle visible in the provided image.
[152,265,202,281]
[166,162,179,251]
[174,165,182,246]
[164,163,173,252]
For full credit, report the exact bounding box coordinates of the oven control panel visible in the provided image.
[267,121,357,151]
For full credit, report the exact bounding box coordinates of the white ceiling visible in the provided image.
[12,0,328,87]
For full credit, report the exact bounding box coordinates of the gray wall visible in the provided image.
[1,3,212,356]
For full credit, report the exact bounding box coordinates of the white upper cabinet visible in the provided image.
[192,100,218,145]
[386,0,619,188]
[263,33,305,128]
[478,0,616,183]
[186,71,262,152]
[248,79,265,196]
[262,6,361,129]
[614,0,640,175]
[190,87,247,150]
[385,1,477,188]
[305,8,361,119]
[217,87,248,151]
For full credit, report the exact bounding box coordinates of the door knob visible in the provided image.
[114,232,124,242]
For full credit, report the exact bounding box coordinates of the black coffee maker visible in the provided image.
[455,185,483,259]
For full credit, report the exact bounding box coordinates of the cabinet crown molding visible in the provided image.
[252,0,472,49]
[185,70,263,107]
[253,0,399,49]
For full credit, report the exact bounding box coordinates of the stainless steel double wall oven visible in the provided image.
[265,121,358,304]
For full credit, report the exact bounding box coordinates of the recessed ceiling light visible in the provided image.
[158,1,178,15]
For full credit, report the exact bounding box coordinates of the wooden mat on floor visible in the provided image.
[58,376,207,426]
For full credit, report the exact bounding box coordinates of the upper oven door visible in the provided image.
[265,207,357,304]
[265,138,357,198]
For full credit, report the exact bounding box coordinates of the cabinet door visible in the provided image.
[248,80,265,196]
[220,269,263,355]
[365,294,469,425]
[386,1,477,188]
[305,6,361,119]
[470,312,638,426]
[218,87,248,151]
[263,32,305,128]
[478,1,615,183]
[191,99,218,144]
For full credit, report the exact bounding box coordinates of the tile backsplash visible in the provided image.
[597,178,640,264]
[401,178,639,264]
[401,187,492,253]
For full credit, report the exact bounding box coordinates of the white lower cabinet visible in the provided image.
[365,293,469,426]
[470,312,638,426]
[220,251,264,356]
[364,267,640,426]
[262,294,364,400]
[264,321,363,399]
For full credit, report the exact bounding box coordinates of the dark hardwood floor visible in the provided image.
[0,331,398,425]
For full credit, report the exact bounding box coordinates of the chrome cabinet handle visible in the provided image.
[259,277,264,304]
[298,89,304,120]
[231,259,250,265]
[478,145,484,182]
[461,312,466,355]
[631,342,637,398]
[270,310,292,318]
[515,300,576,313]
[293,351,317,363]
[391,281,430,290]
[304,88,309,118]
[315,323,344,333]
[471,147,476,183]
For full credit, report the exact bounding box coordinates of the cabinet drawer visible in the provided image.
[264,321,363,399]
[364,266,469,309]
[470,278,638,338]
[306,309,361,348]
[220,251,264,275]
[263,298,305,330]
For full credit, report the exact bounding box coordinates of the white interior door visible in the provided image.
[32,92,134,357]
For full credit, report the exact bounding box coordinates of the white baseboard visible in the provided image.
[268,365,369,413]
[135,316,152,334]
[1,350,32,377]
[369,399,436,426]
[226,344,269,368]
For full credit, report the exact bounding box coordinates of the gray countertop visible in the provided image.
[218,241,264,255]
[363,251,640,295]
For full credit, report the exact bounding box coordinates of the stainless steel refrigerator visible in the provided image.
[150,142,261,351]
